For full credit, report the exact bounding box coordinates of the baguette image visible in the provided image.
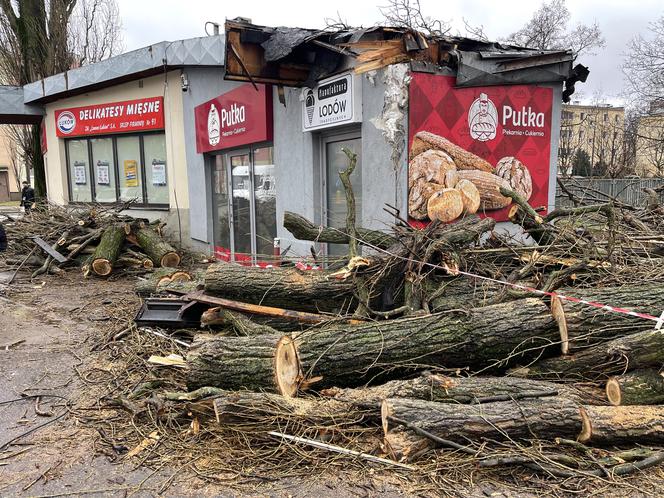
[456,170,512,210]
[410,131,494,173]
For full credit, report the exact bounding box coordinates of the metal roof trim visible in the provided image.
[23,35,225,104]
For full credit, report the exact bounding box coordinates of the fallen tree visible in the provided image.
[135,227,180,268]
[606,370,664,406]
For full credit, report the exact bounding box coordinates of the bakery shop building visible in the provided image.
[2,20,586,262]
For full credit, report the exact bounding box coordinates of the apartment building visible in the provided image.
[559,102,625,176]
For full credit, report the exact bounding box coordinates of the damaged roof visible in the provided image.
[224,19,587,101]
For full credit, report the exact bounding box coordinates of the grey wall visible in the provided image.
[180,67,246,251]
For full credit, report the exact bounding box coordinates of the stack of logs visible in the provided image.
[138,180,664,475]
[0,203,180,278]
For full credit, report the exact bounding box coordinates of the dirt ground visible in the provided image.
[0,272,413,498]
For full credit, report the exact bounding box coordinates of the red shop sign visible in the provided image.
[54,97,164,138]
[194,84,272,153]
[408,73,553,225]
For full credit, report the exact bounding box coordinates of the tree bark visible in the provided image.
[186,334,300,396]
[283,211,397,249]
[204,261,357,313]
[606,369,664,406]
[91,225,125,276]
[512,328,664,381]
[135,227,180,267]
[323,374,576,406]
[579,405,664,445]
[381,397,583,446]
[200,308,278,335]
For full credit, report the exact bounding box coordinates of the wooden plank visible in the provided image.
[32,236,67,263]
[183,290,365,325]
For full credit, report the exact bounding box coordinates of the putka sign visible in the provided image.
[194,84,273,153]
[302,73,361,131]
[54,97,164,138]
[408,73,553,224]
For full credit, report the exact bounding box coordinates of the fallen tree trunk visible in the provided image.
[606,369,664,406]
[186,283,664,393]
[323,374,574,406]
[204,262,357,313]
[283,211,397,249]
[135,227,180,267]
[512,328,664,381]
[91,225,125,276]
[186,334,300,396]
[381,397,583,446]
[579,405,664,445]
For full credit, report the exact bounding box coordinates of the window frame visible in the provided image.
[65,130,168,209]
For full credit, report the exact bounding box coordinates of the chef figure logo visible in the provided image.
[305,89,315,126]
[208,103,220,146]
[468,93,498,142]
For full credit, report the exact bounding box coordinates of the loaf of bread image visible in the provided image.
[456,170,512,210]
[427,188,464,223]
[409,181,445,220]
[454,179,481,214]
[408,150,457,189]
[495,156,533,201]
[409,131,494,173]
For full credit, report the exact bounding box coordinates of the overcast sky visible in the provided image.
[116,0,663,105]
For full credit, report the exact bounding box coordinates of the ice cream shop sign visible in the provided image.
[54,97,165,137]
[302,72,362,131]
[194,84,273,153]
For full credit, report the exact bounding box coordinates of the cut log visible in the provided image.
[187,283,664,394]
[91,225,126,276]
[512,328,664,381]
[204,261,357,313]
[211,390,366,426]
[381,397,583,446]
[283,211,397,249]
[135,268,203,296]
[323,374,576,406]
[606,370,664,406]
[135,228,180,267]
[579,405,664,445]
[186,334,301,396]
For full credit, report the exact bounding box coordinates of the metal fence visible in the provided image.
[555,178,664,208]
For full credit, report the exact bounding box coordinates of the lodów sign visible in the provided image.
[408,73,553,225]
[194,84,273,153]
[54,97,165,138]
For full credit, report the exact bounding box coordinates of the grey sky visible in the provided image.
[116,0,663,105]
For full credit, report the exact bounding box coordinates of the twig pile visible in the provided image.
[0,202,181,278]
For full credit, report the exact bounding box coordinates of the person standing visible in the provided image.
[20,181,35,214]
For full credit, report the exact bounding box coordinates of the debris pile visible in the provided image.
[0,203,181,279]
[75,155,664,491]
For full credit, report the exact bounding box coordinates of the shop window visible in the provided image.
[66,133,167,207]
[117,136,143,203]
[67,139,92,202]
[143,134,169,205]
[91,138,115,203]
[252,145,276,256]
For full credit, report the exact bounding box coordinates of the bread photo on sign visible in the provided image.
[408,131,524,222]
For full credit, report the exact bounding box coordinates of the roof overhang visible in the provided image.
[23,35,225,105]
[0,86,44,125]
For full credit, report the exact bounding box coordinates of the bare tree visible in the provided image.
[623,16,664,107]
[0,0,123,197]
[69,0,122,66]
[505,0,604,59]
[380,0,450,36]
[623,15,664,177]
